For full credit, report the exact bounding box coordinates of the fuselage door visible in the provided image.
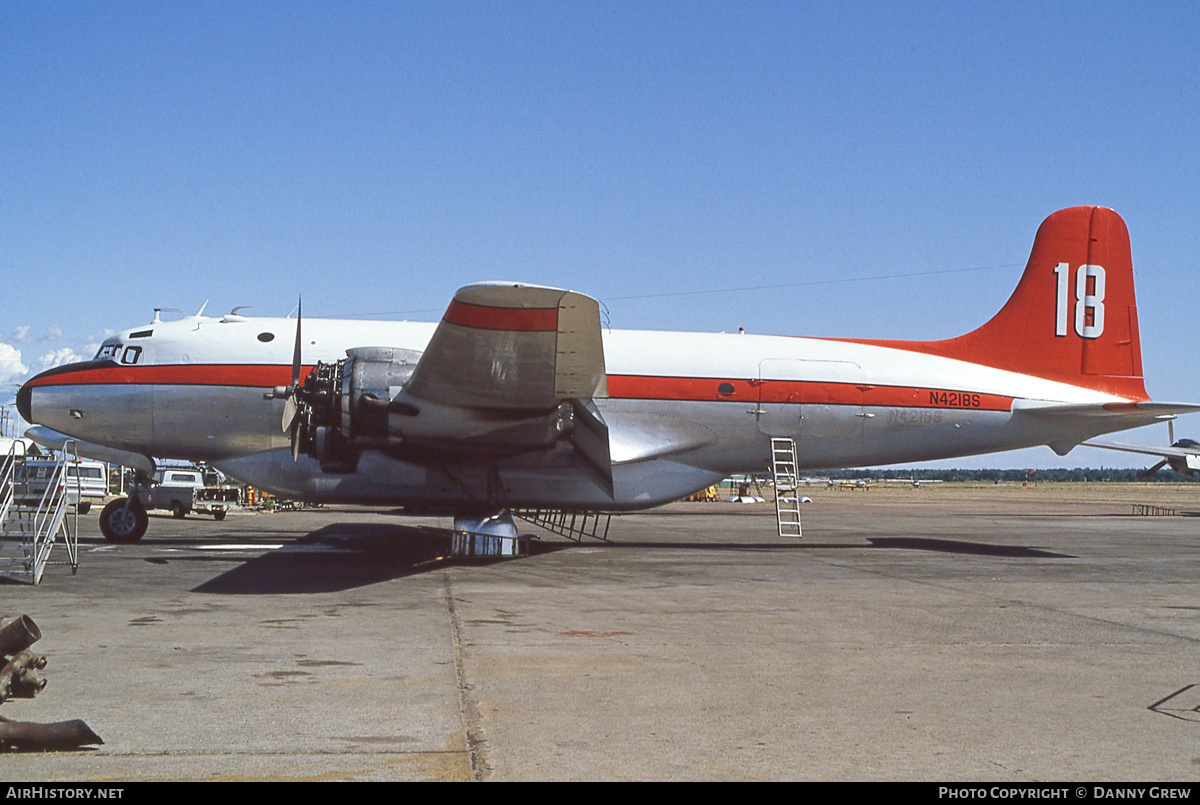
[756,359,865,454]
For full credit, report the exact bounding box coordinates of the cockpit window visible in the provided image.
[95,343,121,361]
[120,346,143,365]
[129,329,153,339]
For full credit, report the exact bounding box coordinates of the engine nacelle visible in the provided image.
[295,347,421,473]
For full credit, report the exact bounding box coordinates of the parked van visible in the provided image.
[23,459,109,513]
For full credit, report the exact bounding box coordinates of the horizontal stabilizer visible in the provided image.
[1013,400,1200,419]
[1012,400,1200,456]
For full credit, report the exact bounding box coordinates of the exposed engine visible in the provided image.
[287,346,588,475]
[290,347,421,473]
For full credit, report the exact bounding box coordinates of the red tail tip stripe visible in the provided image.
[443,300,558,332]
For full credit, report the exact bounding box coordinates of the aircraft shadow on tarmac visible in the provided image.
[1148,684,1200,722]
[862,537,1071,558]
[528,536,1073,559]
[176,527,1068,595]
[187,524,574,595]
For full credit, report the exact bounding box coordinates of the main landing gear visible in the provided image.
[451,511,527,557]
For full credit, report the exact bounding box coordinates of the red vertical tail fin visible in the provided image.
[859,206,1147,399]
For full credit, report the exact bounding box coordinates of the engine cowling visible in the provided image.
[294,347,421,472]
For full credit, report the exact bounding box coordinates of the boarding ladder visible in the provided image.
[0,442,80,584]
[0,442,18,526]
[771,437,803,538]
[513,509,613,542]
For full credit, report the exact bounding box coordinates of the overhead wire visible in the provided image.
[318,261,1023,319]
[601,262,1022,302]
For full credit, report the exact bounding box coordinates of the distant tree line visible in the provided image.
[823,468,1199,483]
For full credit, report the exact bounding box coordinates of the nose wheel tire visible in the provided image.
[99,497,148,543]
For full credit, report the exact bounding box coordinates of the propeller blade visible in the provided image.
[289,419,301,462]
[1169,418,1175,446]
[1140,459,1169,479]
[291,297,303,388]
[281,396,298,433]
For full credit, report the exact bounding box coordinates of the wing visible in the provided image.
[403,282,607,409]
[299,283,615,496]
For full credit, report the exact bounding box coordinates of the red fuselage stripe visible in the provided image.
[606,375,1013,410]
[23,364,313,389]
[442,300,558,331]
[27,364,1016,411]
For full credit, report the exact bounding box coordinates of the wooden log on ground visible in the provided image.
[0,717,102,751]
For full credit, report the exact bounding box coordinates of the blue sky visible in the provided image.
[3,2,1199,468]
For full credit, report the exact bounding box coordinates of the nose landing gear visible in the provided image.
[98,497,148,543]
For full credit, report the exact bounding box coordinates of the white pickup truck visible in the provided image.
[142,469,240,520]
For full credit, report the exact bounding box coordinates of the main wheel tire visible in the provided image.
[213,509,227,521]
[171,501,186,519]
[99,498,148,544]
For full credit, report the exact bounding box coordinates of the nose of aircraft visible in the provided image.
[16,361,163,472]
[14,359,112,430]
[16,358,165,459]
[16,377,32,422]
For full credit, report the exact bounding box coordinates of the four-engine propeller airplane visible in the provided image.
[17,206,1200,544]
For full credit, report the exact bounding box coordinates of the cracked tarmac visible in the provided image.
[4,483,1199,781]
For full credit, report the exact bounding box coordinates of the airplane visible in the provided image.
[882,477,943,487]
[16,205,1200,546]
[1085,420,1200,477]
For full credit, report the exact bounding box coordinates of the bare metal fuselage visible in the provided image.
[21,316,1154,512]
[23,207,1189,513]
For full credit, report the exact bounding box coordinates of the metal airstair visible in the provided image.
[513,509,613,542]
[770,437,803,538]
[0,442,80,584]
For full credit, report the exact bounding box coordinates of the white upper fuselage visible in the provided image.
[14,311,1164,510]
[99,313,1122,404]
